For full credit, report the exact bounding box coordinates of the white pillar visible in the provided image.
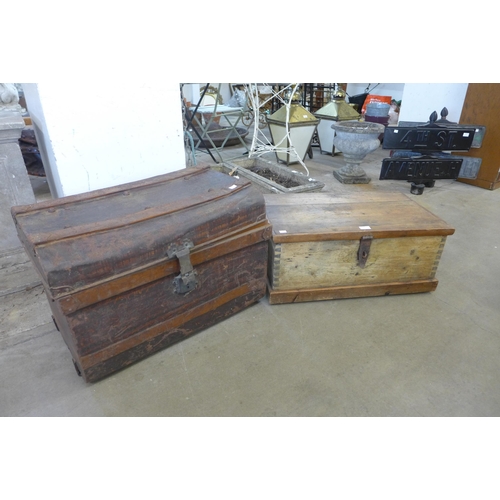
[22,83,187,198]
[0,111,35,252]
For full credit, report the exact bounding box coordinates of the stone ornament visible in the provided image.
[0,83,23,113]
[331,120,386,184]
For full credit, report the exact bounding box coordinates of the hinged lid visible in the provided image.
[12,167,268,298]
[264,192,455,243]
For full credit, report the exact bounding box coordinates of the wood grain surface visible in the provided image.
[264,192,455,243]
[11,167,271,382]
[265,191,453,304]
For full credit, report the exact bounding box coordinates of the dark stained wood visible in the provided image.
[68,243,268,358]
[81,284,265,383]
[11,167,271,382]
[457,83,500,190]
[56,222,271,314]
[13,167,268,296]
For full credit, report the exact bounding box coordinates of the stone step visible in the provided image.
[0,247,52,350]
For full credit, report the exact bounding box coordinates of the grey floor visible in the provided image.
[1,135,500,417]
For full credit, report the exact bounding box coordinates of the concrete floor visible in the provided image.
[1,135,500,417]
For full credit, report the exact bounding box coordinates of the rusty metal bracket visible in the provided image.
[357,235,373,268]
[167,240,198,294]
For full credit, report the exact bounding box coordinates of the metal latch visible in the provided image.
[167,240,198,294]
[357,235,373,268]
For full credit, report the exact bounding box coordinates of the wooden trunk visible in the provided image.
[11,167,271,382]
[264,192,454,304]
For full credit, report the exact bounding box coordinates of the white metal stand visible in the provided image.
[244,83,310,176]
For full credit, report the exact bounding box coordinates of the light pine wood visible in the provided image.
[269,236,446,290]
[265,192,453,304]
[268,280,439,304]
[264,192,454,243]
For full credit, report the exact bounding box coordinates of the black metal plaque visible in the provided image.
[383,127,476,151]
[379,157,463,181]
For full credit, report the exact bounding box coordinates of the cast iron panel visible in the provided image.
[379,157,463,181]
[382,127,476,151]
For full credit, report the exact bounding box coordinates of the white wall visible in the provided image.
[346,83,405,103]
[345,83,469,125]
[398,83,469,124]
[23,83,186,198]
[181,83,232,105]
[22,84,63,198]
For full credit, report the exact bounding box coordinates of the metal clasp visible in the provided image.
[357,235,373,268]
[167,240,198,294]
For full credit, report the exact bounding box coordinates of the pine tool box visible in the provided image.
[11,167,272,382]
[264,192,455,304]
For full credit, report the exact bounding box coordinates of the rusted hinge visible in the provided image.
[167,239,198,294]
[357,235,373,268]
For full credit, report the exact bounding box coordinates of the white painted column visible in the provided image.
[22,83,187,198]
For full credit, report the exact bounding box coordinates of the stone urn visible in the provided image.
[331,120,385,184]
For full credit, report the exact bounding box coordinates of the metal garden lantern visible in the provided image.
[266,86,319,165]
[314,86,360,155]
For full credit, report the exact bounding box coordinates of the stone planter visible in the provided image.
[331,120,385,184]
[218,157,325,194]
